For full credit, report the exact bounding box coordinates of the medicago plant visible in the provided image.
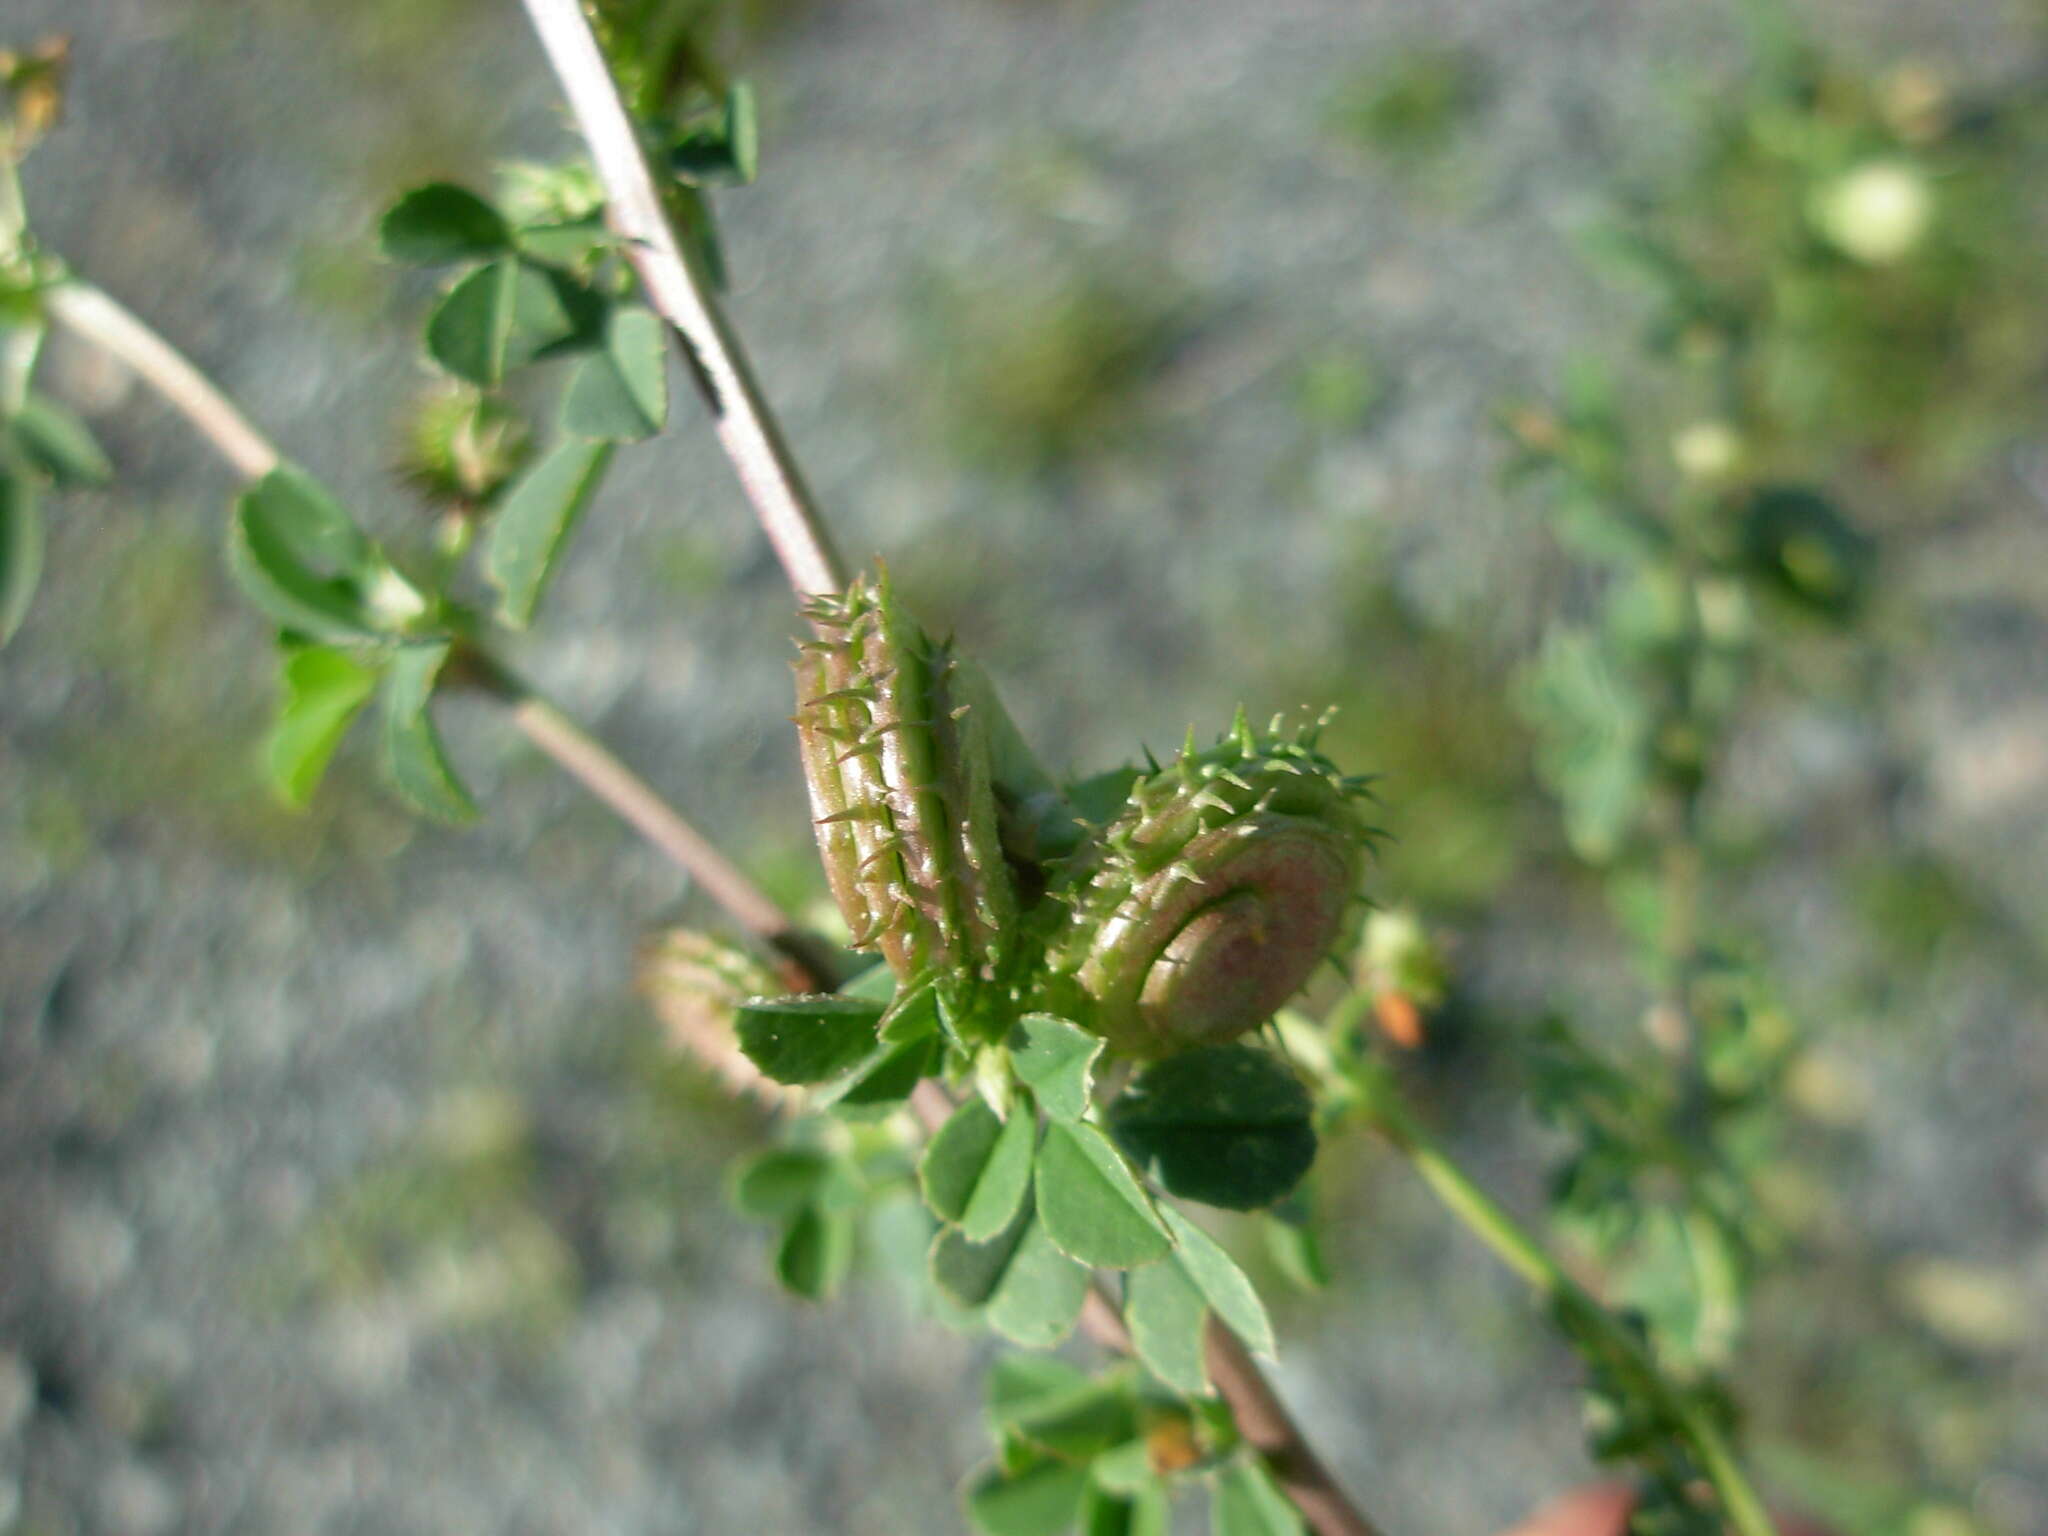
[4,3,1959,1533]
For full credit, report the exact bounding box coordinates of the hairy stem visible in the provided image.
[1365,1088,1778,1536]
[40,270,835,990]
[516,0,847,598]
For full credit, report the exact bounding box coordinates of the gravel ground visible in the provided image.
[3,1,2045,1533]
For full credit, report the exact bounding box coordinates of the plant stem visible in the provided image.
[516,0,848,599]
[43,282,278,481]
[40,270,839,991]
[1365,1088,1778,1536]
[467,654,844,992]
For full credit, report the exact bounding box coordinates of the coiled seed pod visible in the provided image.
[793,570,1018,1014]
[1049,715,1372,1059]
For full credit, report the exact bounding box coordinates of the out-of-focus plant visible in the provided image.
[1581,2,2048,515]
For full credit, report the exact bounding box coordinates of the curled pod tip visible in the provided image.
[1051,716,1373,1058]
[793,569,1019,1013]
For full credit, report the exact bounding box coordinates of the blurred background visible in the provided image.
[2,0,2046,1532]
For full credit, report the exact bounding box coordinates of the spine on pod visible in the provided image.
[793,569,1018,1013]
[1047,712,1373,1058]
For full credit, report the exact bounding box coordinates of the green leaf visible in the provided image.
[930,1205,1032,1309]
[727,1147,858,1220]
[727,80,760,184]
[560,305,669,442]
[1035,1121,1172,1270]
[1261,1213,1330,1294]
[483,437,612,628]
[380,641,477,822]
[776,1205,853,1301]
[227,468,380,642]
[266,644,381,805]
[1088,1441,1158,1497]
[1210,1460,1304,1536]
[733,994,884,1085]
[673,185,727,291]
[985,1216,1090,1349]
[379,183,512,266]
[426,261,515,386]
[243,462,374,575]
[1011,1013,1103,1122]
[0,470,43,645]
[965,1108,1038,1241]
[426,260,593,387]
[1125,1256,1209,1396]
[1160,1209,1273,1358]
[514,215,612,270]
[1107,1047,1317,1212]
[986,1355,1092,1425]
[1081,1482,1169,1536]
[985,1355,1136,1458]
[879,974,943,1044]
[966,1456,1092,1536]
[920,1099,1004,1221]
[1517,629,1651,865]
[809,1031,939,1111]
[920,1097,1036,1239]
[9,393,111,485]
[668,80,759,186]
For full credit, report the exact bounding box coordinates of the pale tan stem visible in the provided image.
[517,0,848,598]
[44,281,278,481]
[496,683,840,988]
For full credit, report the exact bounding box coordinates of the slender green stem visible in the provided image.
[1365,1086,1779,1536]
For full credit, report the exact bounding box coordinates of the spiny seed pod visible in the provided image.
[793,569,1018,1011]
[1049,712,1373,1059]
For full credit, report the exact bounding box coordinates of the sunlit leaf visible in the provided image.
[266,644,381,805]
